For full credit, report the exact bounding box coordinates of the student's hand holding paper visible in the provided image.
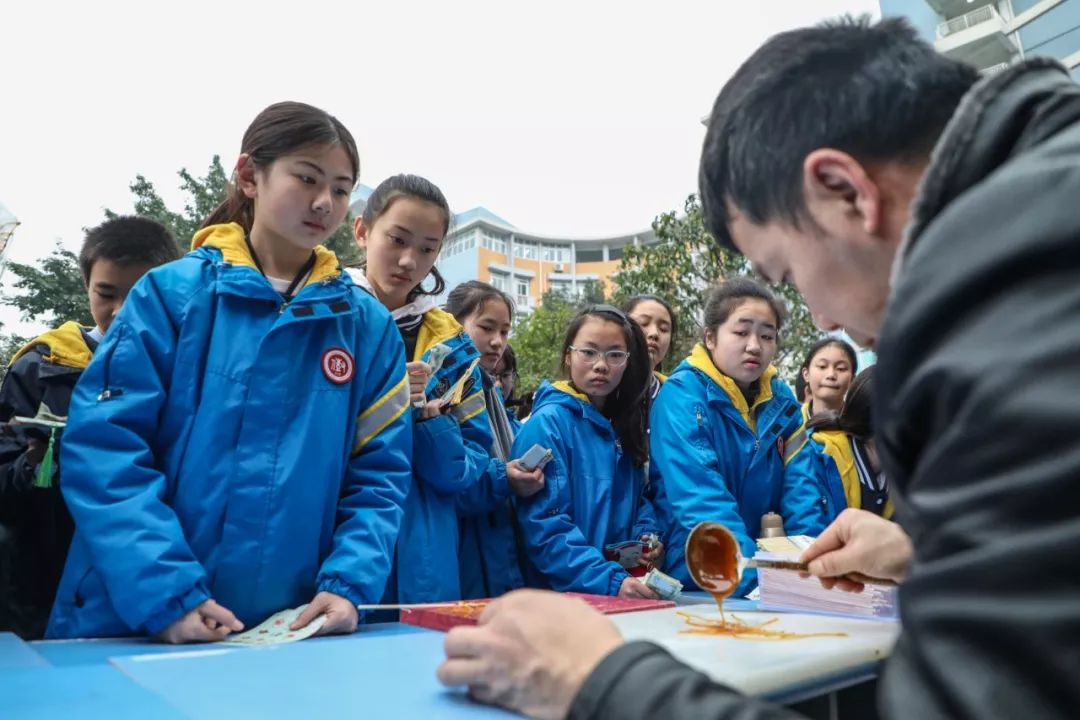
[617,577,660,600]
[291,591,357,636]
[639,539,664,569]
[406,361,433,407]
[801,509,912,592]
[25,436,48,466]
[419,398,446,420]
[157,599,244,644]
[506,460,544,498]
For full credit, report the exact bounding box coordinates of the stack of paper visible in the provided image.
[754,536,898,621]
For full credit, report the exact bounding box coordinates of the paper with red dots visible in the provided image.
[221,604,327,646]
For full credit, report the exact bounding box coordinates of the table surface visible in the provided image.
[1,597,899,718]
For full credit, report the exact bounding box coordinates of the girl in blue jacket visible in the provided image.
[48,102,413,642]
[806,367,893,522]
[623,294,676,400]
[513,305,663,598]
[350,176,492,604]
[446,281,545,599]
[650,278,827,596]
[799,336,857,422]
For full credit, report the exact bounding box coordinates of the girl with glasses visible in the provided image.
[512,306,663,598]
[650,278,827,596]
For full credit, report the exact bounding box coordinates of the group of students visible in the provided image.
[0,100,892,643]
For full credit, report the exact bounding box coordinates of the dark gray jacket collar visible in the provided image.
[893,58,1079,288]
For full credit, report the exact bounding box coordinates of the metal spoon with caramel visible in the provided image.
[682,521,847,641]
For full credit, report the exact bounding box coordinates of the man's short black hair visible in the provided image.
[699,16,979,253]
[79,216,181,282]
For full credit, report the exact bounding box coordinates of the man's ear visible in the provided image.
[236,154,259,200]
[803,149,882,236]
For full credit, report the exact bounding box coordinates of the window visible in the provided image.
[515,241,537,260]
[490,273,509,292]
[481,230,507,255]
[544,244,570,264]
[516,278,530,298]
[576,248,604,263]
[550,280,571,296]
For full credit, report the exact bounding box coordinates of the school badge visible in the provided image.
[321,347,355,384]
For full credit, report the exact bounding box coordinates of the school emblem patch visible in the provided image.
[321,347,355,384]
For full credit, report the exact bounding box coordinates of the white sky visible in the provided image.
[0,0,880,335]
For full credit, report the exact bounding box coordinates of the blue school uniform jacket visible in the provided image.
[46,223,413,639]
[457,382,526,599]
[387,309,492,604]
[513,381,657,596]
[650,344,826,596]
[806,429,894,523]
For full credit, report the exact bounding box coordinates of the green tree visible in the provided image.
[0,326,29,384]
[612,195,820,381]
[3,244,91,327]
[512,280,607,392]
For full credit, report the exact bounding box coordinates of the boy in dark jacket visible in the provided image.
[0,216,178,638]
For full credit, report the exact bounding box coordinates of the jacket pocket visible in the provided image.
[689,403,712,452]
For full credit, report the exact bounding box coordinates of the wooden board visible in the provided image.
[609,605,900,698]
[400,593,675,632]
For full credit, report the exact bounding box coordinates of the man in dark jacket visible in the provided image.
[437,17,1080,719]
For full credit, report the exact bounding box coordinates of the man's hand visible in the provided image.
[157,599,243,644]
[801,509,913,592]
[437,590,624,719]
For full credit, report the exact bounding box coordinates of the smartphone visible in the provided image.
[518,444,553,471]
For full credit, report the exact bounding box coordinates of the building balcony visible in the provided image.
[925,0,993,18]
[935,4,1017,67]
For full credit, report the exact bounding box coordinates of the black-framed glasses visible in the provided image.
[568,346,630,368]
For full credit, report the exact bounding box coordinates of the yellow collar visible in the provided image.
[654,370,668,383]
[552,379,590,403]
[11,321,93,369]
[414,307,465,361]
[686,343,777,430]
[192,223,341,286]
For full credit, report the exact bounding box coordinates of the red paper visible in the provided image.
[400,592,675,632]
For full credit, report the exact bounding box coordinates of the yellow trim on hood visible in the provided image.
[191,222,341,287]
[686,343,778,432]
[817,430,894,520]
[414,307,466,362]
[654,370,668,383]
[10,321,93,369]
[551,379,590,403]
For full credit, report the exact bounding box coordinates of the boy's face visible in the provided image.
[86,259,155,333]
